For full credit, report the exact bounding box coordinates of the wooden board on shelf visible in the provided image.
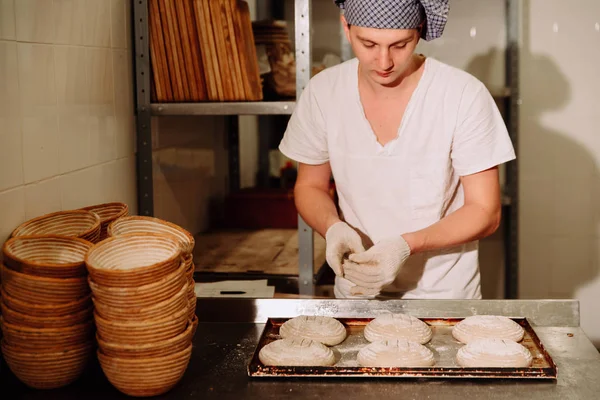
[193,229,326,276]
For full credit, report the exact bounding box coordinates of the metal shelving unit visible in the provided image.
[132,0,520,298]
[133,0,316,296]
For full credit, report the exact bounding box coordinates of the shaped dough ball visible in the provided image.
[364,313,432,344]
[357,339,436,367]
[279,315,347,346]
[456,338,533,368]
[452,315,525,344]
[258,338,336,366]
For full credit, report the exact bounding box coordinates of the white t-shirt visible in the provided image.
[279,57,516,299]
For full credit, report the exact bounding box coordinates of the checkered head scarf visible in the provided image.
[334,0,449,41]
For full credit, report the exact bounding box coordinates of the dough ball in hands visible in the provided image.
[452,315,525,344]
[258,338,336,367]
[364,313,432,344]
[357,339,436,367]
[456,338,533,368]
[279,315,347,346]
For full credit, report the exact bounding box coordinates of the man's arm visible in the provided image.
[402,166,502,254]
[293,162,341,237]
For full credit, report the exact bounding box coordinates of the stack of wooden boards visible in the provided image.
[149,0,263,102]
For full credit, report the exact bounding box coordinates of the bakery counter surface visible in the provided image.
[2,299,600,399]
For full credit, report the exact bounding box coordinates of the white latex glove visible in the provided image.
[325,221,365,276]
[334,276,379,299]
[343,236,412,291]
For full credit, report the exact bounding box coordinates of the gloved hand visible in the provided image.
[325,221,365,276]
[343,235,411,291]
[333,275,379,299]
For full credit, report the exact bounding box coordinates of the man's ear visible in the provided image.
[341,14,351,42]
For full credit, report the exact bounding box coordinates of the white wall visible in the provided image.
[0,0,137,244]
[518,0,600,346]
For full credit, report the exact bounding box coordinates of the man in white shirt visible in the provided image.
[278,0,516,299]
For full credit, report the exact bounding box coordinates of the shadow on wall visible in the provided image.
[463,0,600,347]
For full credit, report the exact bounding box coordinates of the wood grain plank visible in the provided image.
[174,0,199,100]
[208,0,235,101]
[165,0,190,100]
[148,0,164,102]
[158,0,184,100]
[183,0,208,100]
[224,0,245,100]
[194,0,224,101]
[235,0,263,100]
[150,0,174,101]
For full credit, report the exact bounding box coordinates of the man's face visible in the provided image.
[342,16,421,86]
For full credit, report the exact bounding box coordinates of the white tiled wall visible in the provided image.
[519,0,600,346]
[0,0,136,244]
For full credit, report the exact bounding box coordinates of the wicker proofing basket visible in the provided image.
[85,233,182,288]
[97,344,192,397]
[107,216,195,255]
[1,265,90,304]
[0,318,94,350]
[88,261,186,308]
[1,339,94,390]
[0,288,91,317]
[81,202,129,241]
[97,321,193,358]
[2,236,92,279]
[92,283,188,322]
[11,210,101,243]
[94,306,189,344]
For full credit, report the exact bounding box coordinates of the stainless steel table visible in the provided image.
[2,299,599,399]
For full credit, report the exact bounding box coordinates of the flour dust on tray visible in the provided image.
[363,313,432,344]
[279,315,347,346]
[258,338,336,366]
[456,338,533,368]
[357,338,436,367]
[452,315,525,344]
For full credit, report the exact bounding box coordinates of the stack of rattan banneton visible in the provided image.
[0,209,104,389]
[107,216,197,327]
[86,216,197,397]
[0,203,128,390]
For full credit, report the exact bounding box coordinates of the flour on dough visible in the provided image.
[364,313,432,344]
[258,338,336,366]
[452,315,524,344]
[357,339,436,367]
[456,338,533,368]
[279,315,347,346]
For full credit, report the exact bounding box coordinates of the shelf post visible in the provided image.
[504,0,520,299]
[133,0,154,216]
[295,0,314,296]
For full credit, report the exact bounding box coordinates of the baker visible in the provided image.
[278,0,515,299]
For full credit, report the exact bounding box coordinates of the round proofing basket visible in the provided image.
[88,261,186,308]
[2,235,92,279]
[107,216,195,255]
[1,302,93,329]
[97,344,192,397]
[0,318,95,350]
[11,210,101,243]
[97,321,193,358]
[1,288,91,317]
[85,233,183,288]
[184,253,194,280]
[94,306,188,344]
[1,265,90,304]
[1,339,94,390]
[81,202,129,241]
[92,283,188,322]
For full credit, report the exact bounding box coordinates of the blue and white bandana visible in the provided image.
[334,0,449,41]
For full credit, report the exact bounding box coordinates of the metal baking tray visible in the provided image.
[247,317,558,380]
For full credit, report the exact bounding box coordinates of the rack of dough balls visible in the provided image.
[247,314,557,379]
